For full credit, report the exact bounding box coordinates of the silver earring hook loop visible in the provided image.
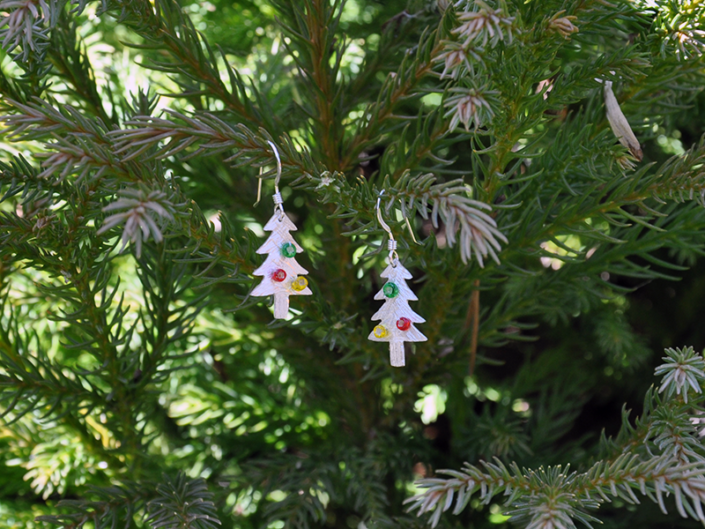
[266,140,285,220]
[267,140,282,192]
[254,165,264,207]
[376,190,399,267]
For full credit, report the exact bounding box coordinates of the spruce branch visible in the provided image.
[407,454,705,528]
[35,477,215,529]
[0,295,100,423]
[649,136,705,205]
[110,112,256,164]
[386,172,507,266]
[453,0,515,48]
[97,187,176,258]
[443,86,497,132]
[655,346,705,404]
[0,98,133,182]
[340,17,445,170]
[35,482,148,529]
[407,348,705,527]
[30,102,504,268]
[99,0,269,129]
[547,12,579,39]
[146,473,221,529]
[0,100,254,282]
[381,108,455,181]
[273,0,346,168]
[47,12,116,126]
[0,0,51,61]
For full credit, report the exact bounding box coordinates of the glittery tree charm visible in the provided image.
[251,213,311,318]
[368,261,426,367]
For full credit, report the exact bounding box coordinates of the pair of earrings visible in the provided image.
[251,143,426,367]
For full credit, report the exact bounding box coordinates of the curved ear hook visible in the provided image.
[376,190,393,241]
[254,165,264,207]
[256,140,284,219]
[376,190,399,266]
[267,140,282,195]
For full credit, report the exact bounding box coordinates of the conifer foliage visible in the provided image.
[0,0,705,528]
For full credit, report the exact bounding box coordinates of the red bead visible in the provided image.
[396,317,411,331]
[272,269,287,282]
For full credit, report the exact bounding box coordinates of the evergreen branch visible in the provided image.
[36,481,149,529]
[655,346,705,404]
[0,0,51,62]
[107,111,318,180]
[344,452,393,527]
[100,0,268,128]
[62,251,146,465]
[0,98,135,181]
[240,448,394,529]
[0,100,253,279]
[480,139,705,280]
[340,18,445,171]
[102,106,505,267]
[0,63,42,102]
[135,240,210,390]
[110,112,256,163]
[315,169,505,266]
[388,171,507,266]
[98,187,176,258]
[372,106,457,185]
[649,136,705,205]
[0,296,100,422]
[273,0,346,168]
[407,348,705,527]
[407,454,705,528]
[47,13,117,126]
[241,453,335,529]
[474,204,705,344]
[0,283,125,468]
[146,473,221,529]
[36,488,143,529]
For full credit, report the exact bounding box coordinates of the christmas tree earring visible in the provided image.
[251,141,311,319]
[369,192,427,367]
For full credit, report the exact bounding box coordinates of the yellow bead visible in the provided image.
[292,276,308,292]
[373,325,388,338]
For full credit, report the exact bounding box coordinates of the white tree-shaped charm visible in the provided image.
[369,260,427,366]
[251,141,311,319]
[368,192,426,367]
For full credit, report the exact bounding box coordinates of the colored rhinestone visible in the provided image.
[382,282,399,298]
[373,325,388,338]
[272,269,287,282]
[281,242,297,258]
[396,317,411,331]
[292,276,308,292]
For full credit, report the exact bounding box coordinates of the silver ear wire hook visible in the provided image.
[376,190,399,267]
[254,165,264,207]
[268,140,282,193]
[266,140,285,220]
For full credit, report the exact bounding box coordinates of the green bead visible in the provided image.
[383,282,399,298]
[281,242,297,258]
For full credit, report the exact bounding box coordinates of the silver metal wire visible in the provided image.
[267,140,282,192]
[267,140,284,219]
[376,190,399,266]
[254,166,264,207]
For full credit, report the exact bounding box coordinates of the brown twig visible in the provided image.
[465,279,480,376]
